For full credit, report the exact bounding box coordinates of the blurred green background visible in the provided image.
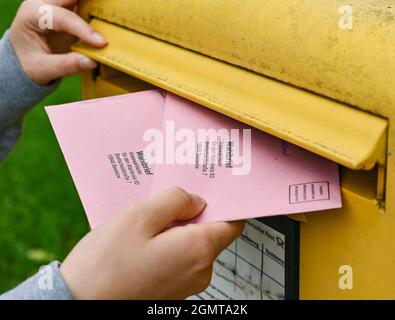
[0,0,89,292]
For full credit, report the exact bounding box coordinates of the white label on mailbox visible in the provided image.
[190,219,286,300]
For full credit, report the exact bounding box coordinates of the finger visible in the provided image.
[43,0,78,13]
[50,6,107,47]
[45,0,78,7]
[35,52,97,83]
[153,220,244,266]
[203,220,245,252]
[184,220,245,256]
[131,187,207,236]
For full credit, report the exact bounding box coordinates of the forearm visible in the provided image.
[0,30,60,160]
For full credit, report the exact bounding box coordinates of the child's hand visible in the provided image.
[60,187,244,300]
[9,0,107,85]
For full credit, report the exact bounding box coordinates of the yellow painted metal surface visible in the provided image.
[78,0,395,117]
[75,0,395,299]
[301,189,395,299]
[73,19,387,171]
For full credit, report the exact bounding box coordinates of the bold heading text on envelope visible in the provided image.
[46,90,341,228]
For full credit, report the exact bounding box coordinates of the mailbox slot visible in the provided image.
[81,61,388,209]
[74,19,388,170]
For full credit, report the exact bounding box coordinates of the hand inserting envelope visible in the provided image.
[46,90,342,228]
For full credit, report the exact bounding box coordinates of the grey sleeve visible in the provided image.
[0,261,73,300]
[0,30,61,161]
[0,32,72,299]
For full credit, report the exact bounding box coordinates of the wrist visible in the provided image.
[9,29,50,85]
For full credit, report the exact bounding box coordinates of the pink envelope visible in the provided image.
[150,93,342,224]
[46,91,165,227]
[46,90,341,228]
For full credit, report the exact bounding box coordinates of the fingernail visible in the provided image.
[92,31,107,43]
[79,56,97,70]
[191,193,207,209]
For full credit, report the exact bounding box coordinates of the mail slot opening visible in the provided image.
[80,65,387,209]
[341,165,384,203]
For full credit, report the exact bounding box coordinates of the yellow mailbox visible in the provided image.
[72,0,395,299]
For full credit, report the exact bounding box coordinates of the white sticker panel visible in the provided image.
[190,219,286,300]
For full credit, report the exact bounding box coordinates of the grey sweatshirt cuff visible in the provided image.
[0,261,73,300]
[0,30,61,128]
[0,30,61,160]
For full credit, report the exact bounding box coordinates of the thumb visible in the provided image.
[153,220,245,265]
[36,53,97,83]
[130,187,207,237]
[191,220,245,254]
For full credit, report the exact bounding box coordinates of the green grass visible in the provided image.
[0,1,89,292]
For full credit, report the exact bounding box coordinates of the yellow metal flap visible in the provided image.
[78,0,395,120]
[73,19,387,170]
